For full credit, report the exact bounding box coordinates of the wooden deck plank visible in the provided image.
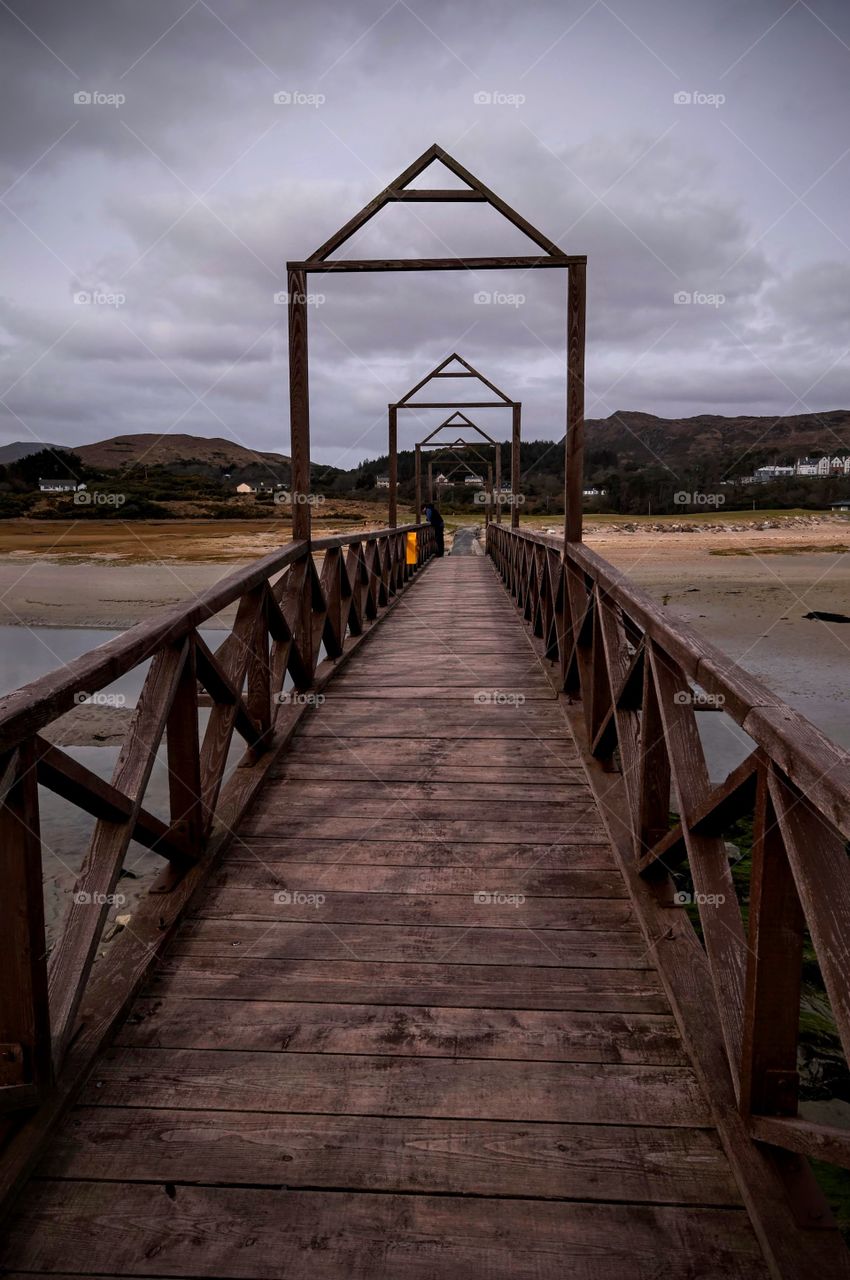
[189,889,633,929]
[207,862,628,896]
[173,919,654,966]
[38,1110,740,1206]
[224,839,619,867]
[145,956,670,1011]
[116,999,686,1064]
[78,1047,712,1125]
[0,1184,770,1279]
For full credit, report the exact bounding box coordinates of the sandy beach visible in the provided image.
[1,512,848,752]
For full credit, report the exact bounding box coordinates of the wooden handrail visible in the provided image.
[0,523,436,1139]
[486,521,850,1191]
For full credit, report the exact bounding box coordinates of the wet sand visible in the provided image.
[1,514,848,748]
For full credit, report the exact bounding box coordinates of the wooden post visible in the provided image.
[565,261,586,544]
[495,441,502,524]
[740,764,805,1117]
[287,267,312,544]
[166,637,203,848]
[388,405,398,528]
[486,464,493,526]
[511,403,521,530]
[428,461,434,503]
[0,741,52,1098]
[414,444,422,521]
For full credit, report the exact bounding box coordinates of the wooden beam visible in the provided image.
[414,444,422,520]
[388,405,398,529]
[47,642,190,1063]
[0,740,51,1099]
[287,266,311,543]
[740,766,805,1117]
[511,403,521,530]
[565,261,586,543]
[387,188,486,201]
[290,255,583,273]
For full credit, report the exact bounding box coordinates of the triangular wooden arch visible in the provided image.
[309,143,563,263]
[419,415,498,448]
[397,352,514,407]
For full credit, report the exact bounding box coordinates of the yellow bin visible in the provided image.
[405,531,418,566]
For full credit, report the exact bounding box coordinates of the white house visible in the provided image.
[39,478,78,493]
[376,475,390,489]
[463,474,484,487]
[235,482,256,495]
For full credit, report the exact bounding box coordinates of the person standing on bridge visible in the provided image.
[421,502,445,557]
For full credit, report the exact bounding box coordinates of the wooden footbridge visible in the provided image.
[2,145,850,1278]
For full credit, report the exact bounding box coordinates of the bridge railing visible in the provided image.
[487,522,850,1175]
[0,523,434,1127]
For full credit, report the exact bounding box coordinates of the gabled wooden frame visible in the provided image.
[413,414,502,524]
[388,355,518,529]
[425,448,494,524]
[286,144,586,546]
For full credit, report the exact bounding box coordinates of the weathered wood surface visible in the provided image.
[2,558,777,1277]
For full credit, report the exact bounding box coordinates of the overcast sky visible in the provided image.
[1,0,849,466]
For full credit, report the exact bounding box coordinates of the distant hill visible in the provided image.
[73,433,291,475]
[585,409,850,469]
[0,441,67,466]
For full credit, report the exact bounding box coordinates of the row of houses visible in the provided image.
[745,456,850,484]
